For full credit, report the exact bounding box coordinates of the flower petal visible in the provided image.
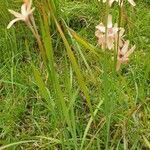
[109,0,115,6]
[21,3,27,16]
[96,24,105,33]
[27,0,32,12]
[28,7,35,15]
[7,18,24,29]
[95,30,103,38]
[103,0,107,3]
[119,27,125,36]
[128,0,136,6]
[107,14,112,28]
[107,37,114,50]
[119,39,124,48]
[8,9,23,18]
[125,45,136,57]
[98,36,105,45]
[113,23,119,33]
[121,40,129,55]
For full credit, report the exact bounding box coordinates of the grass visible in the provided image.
[0,0,150,149]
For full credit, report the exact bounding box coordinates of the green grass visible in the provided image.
[0,0,150,149]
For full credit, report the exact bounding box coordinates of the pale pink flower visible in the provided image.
[115,27,125,48]
[95,14,124,50]
[7,0,35,29]
[116,40,136,71]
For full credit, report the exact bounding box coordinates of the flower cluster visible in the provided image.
[96,0,136,71]
[7,0,46,62]
[116,40,135,71]
[95,14,124,50]
[95,14,135,71]
[7,0,35,29]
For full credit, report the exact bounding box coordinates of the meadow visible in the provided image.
[0,0,150,149]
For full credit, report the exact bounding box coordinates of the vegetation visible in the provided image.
[0,0,150,149]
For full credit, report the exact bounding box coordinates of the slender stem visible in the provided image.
[104,0,109,50]
[26,19,47,64]
[114,0,123,72]
[104,1,111,150]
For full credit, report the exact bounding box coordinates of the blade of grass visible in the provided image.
[31,64,55,111]
[53,15,94,117]
[0,140,36,150]
[68,28,100,57]
[25,40,55,112]
[39,7,78,149]
[85,117,106,150]
[80,100,103,150]
[143,135,150,149]
[35,136,61,144]
[66,27,96,82]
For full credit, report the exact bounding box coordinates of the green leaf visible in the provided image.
[68,28,100,57]
[143,135,150,149]
[32,64,55,110]
[53,16,94,116]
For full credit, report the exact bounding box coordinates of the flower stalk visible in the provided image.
[96,0,136,71]
[7,0,47,64]
[114,0,123,71]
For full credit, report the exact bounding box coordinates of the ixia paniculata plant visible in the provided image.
[7,0,35,29]
[96,0,136,71]
[7,0,46,62]
[116,40,136,71]
[95,14,124,50]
